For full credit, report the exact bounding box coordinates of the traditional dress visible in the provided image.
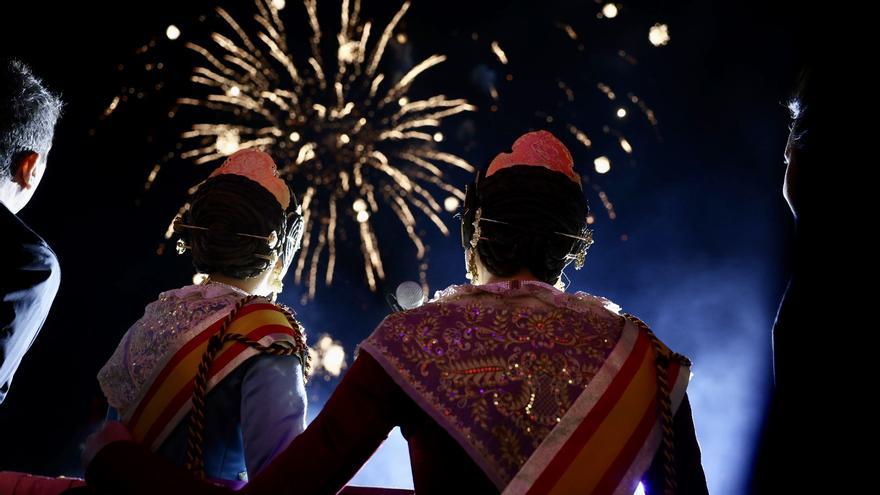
[362,280,701,495]
[84,280,707,495]
[97,282,309,486]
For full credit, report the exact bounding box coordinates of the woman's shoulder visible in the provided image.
[97,285,244,412]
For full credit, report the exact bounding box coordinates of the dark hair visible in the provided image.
[1,58,63,180]
[462,166,589,284]
[186,174,286,279]
[785,58,844,226]
[787,69,815,153]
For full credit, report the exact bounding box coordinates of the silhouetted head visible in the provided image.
[0,58,63,213]
[461,131,591,285]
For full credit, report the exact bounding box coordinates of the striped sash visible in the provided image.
[122,302,299,450]
[503,319,690,495]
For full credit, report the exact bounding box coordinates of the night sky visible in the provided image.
[1,1,811,493]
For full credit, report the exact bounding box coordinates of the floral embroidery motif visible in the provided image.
[363,281,625,486]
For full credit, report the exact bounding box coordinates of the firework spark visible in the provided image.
[557,23,579,41]
[153,0,475,299]
[593,156,611,174]
[308,333,348,379]
[601,4,619,19]
[649,23,670,47]
[490,41,509,65]
[568,124,592,148]
[597,188,617,220]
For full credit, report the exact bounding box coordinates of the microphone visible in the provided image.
[387,281,426,312]
[396,281,426,310]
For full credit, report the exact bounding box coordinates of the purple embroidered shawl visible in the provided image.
[360,281,626,488]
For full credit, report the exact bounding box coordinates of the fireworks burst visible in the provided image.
[103,0,671,295]
[141,0,475,299]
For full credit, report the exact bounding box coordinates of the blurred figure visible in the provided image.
[752,54,855,492]
[0,58,63,405]
[776,68,823,407]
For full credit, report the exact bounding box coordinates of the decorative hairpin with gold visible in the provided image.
[471,208,484,248]
[566,224,594,270]
[566,225,594,270]
[573,250,587,270]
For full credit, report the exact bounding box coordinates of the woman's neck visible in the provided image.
[482,268,540,285]
[207,274,260,295]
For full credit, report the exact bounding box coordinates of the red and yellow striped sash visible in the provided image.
[504,320,690,495]
[123,302,298,450]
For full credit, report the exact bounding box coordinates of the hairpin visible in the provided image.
[477,216,594,243]
[471,208,483,248]
[175,220,279,249]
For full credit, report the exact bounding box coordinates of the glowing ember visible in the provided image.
[649,23,670,46]
[166,25,181,40]
[594,156,611,174]
[491,41,509,65]
[602,4,619,19]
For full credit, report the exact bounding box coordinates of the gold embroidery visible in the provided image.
[368,288,624,484]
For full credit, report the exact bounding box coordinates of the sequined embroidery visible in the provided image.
[98,284,248,414]
[362,281,625,486]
